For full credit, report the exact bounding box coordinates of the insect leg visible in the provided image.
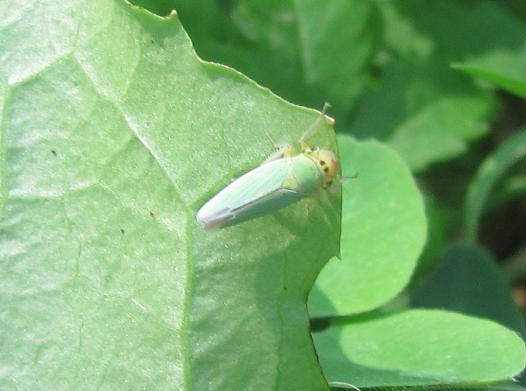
[303,191,322,221]
[263,132,294,164]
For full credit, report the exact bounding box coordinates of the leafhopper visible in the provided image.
[196,104,339,229]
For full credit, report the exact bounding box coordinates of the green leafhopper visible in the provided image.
[196,104,339,230]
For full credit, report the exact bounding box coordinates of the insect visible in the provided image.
[196,104,339,230]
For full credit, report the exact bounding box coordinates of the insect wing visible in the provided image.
[220,188,303,228]
[197,158,300,229]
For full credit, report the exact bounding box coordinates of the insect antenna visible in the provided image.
[340,173,358,183]
[300,102,332,148]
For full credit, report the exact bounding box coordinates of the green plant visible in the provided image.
[0,1,524,390]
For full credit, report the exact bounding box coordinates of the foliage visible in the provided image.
[0,1,524,390]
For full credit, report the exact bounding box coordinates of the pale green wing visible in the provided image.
[197,158,304,229]
[219,188,304,229]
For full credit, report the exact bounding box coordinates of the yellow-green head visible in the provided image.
[303,146,339,188]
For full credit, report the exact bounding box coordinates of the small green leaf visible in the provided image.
[313,309,526,388]
[411,244,526,336]
[350,58,496,173]
[414,195,452,277]
[452,49,526,98]
[309,136,426,316]
[291,0,380,116]
[382,1,523,64]
[0,2,340,390]
[464,130,526,243]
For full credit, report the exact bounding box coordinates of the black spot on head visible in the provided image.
[51,150,57,156]
[149,211,155,218]
[324,167,329,173]
[320,160,326,166]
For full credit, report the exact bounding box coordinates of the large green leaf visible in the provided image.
[313,309,526,388]
[464,130,526,243]
[0,73,7,216]
[309,136,426,316]
[175,0,380,118]
[128,0,177,17]
[0,2,340,390]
